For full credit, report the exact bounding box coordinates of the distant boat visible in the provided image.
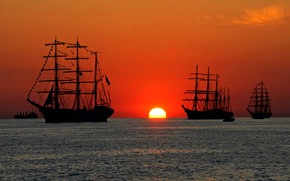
[27,37,114,123]
[223,116,235,122]
[14,111,38,119]
[182,65,234,120]
[247,81,272,119]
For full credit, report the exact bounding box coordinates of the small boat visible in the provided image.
[223,116,235,122]
[247,81,272,119]
[27,37,114,123]
[182,65,234,119]
[14,111,38,119]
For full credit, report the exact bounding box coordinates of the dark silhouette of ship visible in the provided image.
[247,81,272,119]
[27,37,114,123]
[14,111,38,119]
[182,65,234,120]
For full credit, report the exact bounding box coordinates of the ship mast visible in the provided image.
[261,81,264,113]
[205,67,210,111]
[227,88,230,111]
[94,52,100,108]
[95,53,97,107]
[187,65,203,111]
[215,74,220,110]
[265,88,268,113]
[255,84,258,113]
[43,37,66,109]
[202,67,215,111]
[66,38,89,110]
[194,65,199,111]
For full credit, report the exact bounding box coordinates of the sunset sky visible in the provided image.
[1,0,290,118]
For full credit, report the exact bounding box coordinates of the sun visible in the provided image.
[149,108,166,118]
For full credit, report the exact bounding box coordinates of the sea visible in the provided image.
[0,118,289,180]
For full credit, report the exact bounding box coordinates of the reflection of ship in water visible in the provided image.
[14,111,38,119]
[182,65,234,120]
[247,81,272,119]
[27,37,114,123]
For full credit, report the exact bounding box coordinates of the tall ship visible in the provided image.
[182,65,234,119]
[27,37,114,123]
[247,81,272,119]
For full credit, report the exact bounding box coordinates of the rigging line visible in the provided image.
[100,79,109,103]
[107,91,111,104]
[57,50,67,55]
[29,47,53,96]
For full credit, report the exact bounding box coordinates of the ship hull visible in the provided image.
[247,108,272,119]
[223,117,235,122]
[183,107,234,119]
[249,112,272,119]
[38,106,114,123]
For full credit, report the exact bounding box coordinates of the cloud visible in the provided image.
[232,6,289,25]
[203,15,211,21]
[216,14,225,20]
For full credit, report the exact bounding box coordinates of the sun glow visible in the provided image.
[149,108,166,118]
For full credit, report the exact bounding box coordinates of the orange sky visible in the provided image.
[1,0,290,118]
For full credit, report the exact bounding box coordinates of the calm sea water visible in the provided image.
[0,118,289,180]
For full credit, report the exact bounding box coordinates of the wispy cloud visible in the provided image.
[216,14,225,20]
[203,15,211,21]
[232,6,289,25]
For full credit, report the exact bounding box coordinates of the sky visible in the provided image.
[1,0,290,118]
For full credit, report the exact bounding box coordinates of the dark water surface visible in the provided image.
[0,118,289,180]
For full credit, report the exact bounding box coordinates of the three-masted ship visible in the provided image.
[247,81,272,119]
[182,65,234,119]
[27,38,114,123]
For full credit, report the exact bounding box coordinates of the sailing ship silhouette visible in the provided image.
[27,38,114,123]
[182,65,234,120]
[247,81,272,119]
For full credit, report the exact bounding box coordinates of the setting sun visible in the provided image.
[149,108,166,118]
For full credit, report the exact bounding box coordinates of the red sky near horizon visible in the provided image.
[1,0,290,118]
